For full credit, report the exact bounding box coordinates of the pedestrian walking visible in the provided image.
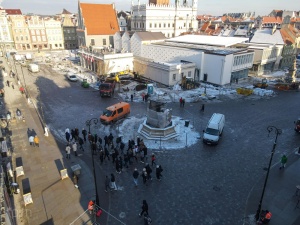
[131,94,133,102]
[116,158,121,174]
[73,173,79,188]
[82,128,87,142]
[120,141,125,154]
[142,169,148,186]
[179,97,183,107]
[104,147,110,161]
[16,108,22,120]
[133,168,139,187]
[156,165,163,181]
[142,93,145,102]
[88,200,94,214]
[98,137,102,146]
[91,142,97,155]
[29,135,34,146]
[104,135,108,147]
[11,83,14,89]
[6,112,11,123]
[71,129,75,141]
[34,135,39,147]
[139,200,149,217]
[201,104,205,112]
[74,128,79,141]
[99,149,104,164]
[280,154,287,169]
[78,137,84,151]
[72,142,78,156]
[6,80,10,87]
[110,173,117,190]
[65,128,71,142]
[105,175,110,192]
[182,98,185,107]
[151,153,156,166]
[145,164,152,180]
[66,144,71,159]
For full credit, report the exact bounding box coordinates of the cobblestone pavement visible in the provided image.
[16,62,300,225]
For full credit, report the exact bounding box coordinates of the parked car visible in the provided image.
[67,74,78,82]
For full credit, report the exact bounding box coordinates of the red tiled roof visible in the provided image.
[280,28,294,45]
[200,22,209,31]
[80,3,119,35]
[5,9,22,15]
[262,16,282,24]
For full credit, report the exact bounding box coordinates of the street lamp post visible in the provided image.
[85,118,99,206]
[255,126,282,221]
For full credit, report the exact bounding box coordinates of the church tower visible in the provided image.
[149,0,170,5]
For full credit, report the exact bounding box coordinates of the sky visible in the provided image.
[1,0,300,16]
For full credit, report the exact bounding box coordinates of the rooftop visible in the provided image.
[79,3,119,35]
[154,38,249,56]
[167,35,249,47]
[250,28,284,45]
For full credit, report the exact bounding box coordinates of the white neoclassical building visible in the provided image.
[131,0,198,38]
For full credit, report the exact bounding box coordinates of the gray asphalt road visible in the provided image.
[18,62,300,225]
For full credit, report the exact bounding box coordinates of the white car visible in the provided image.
[67,74,78,82]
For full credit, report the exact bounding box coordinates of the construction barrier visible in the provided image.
[236,88,253,96]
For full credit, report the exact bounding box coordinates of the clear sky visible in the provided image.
[1,0,299,16]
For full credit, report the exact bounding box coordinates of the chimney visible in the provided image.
[272,24,277,34]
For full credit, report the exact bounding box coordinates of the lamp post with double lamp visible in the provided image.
[86,118,100,206]
[255,126,282,221]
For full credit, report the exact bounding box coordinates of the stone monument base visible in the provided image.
[138,120,178,140]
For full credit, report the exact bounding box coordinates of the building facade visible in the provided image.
[44,18,64,50]
[27,15,48,51]
[131,0,198,37]
[0,9,16,53]
[77,3,119,48]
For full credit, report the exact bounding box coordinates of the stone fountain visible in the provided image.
[138,100,178,140]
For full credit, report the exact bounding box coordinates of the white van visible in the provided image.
[28,64,39,73]
[203,113,225,145]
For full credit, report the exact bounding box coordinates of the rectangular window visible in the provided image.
[173,74,176,81]
[159,23,161,28]
[168,23,170,27]
[154,23,157,28]
[184,23,186,28]
[91,39,95,45]
[150,23,152,28]
[188,71,192,77]
[117,107,123,114]
[164,23,166,28]
[103,39,106,45]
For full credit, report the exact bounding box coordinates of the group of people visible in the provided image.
[64,127,163,224]
[28,134,39,147]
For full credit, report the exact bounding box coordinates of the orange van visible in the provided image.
[100,102,130,124]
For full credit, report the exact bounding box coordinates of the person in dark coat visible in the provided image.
[98,137,102,146]
[99,149,104,164]
[116,158,121,174]
[74,128,79,140]
[201,104,205,112]
[156,165,163,181]
[91,142,97,155]
[145,164,152,180]
[139,200,149,217]
[82,128,87,142]
[78,137,84,151]
[65,129,71,142]
[104,135,108,147]
[71,129,75,141]
[133,168,139,186]
[104,147,110,161]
